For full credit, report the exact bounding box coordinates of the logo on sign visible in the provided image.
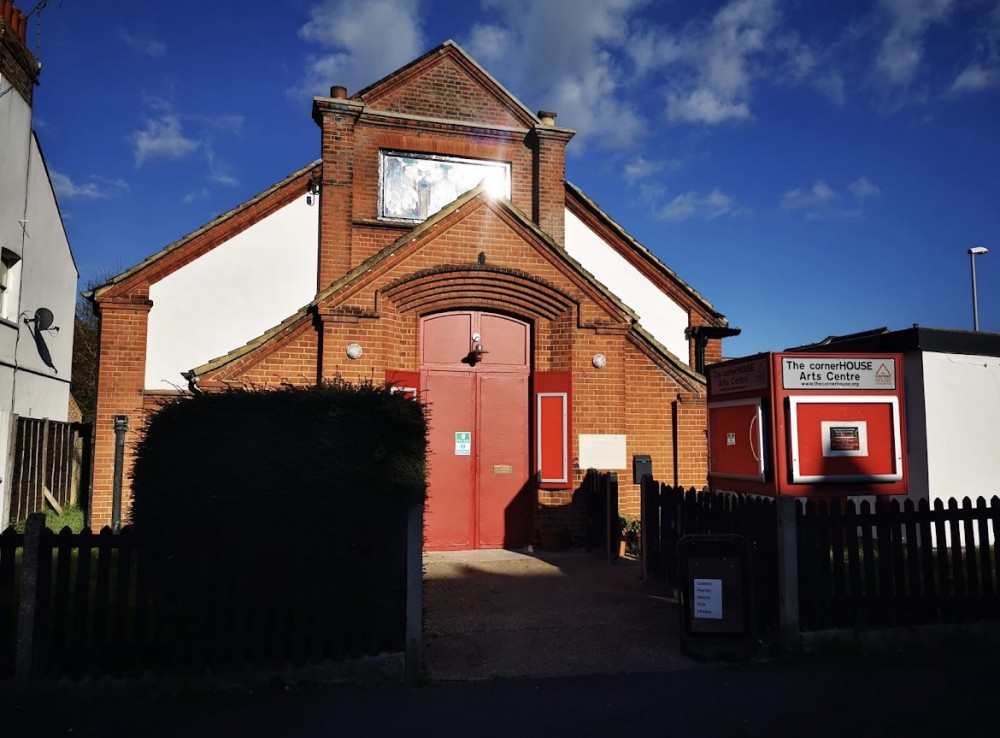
[875,363,893,384]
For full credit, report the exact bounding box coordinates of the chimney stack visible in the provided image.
[2,0,27,43]
[1,1,40,104]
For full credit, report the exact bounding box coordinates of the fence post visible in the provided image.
[777,496,800,656]
[15,512,45,682]
[404,499,423,683]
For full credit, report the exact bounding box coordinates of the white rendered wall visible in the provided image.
[565,209,689,361]
[14,134,77,388]
[145,194,319,389]
[921,351,1000,504]
[0,73,32,360]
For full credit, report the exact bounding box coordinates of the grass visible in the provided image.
[10,504,87,534]
[45,504,87,533]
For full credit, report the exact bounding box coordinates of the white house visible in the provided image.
[0,3,78,526]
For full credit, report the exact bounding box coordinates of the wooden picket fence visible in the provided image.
[797,496,1000,630]
[642,483,779,633]
[8,417,92,524]
[1,512,410,682]
[642,482,1000,636]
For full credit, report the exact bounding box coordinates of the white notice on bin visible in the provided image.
[693,578,723,619]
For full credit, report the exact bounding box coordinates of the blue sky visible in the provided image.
[24,0,1000,356]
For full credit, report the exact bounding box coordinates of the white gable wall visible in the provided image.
[565,209,689,361]
[920,351,1000,503]
[145,194,319,390]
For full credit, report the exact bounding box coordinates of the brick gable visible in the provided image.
[356,41,536,129]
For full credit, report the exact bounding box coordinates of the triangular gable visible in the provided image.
[89,161,320,300]
[353,40,540,130]
[187,186,700,385]
[565,181,728,326]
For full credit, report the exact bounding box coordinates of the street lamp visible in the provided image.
[968,246,988,331]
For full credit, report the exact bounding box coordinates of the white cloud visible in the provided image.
[667,89,751,124]
[781,180,837,211]
[183,187,209,204]
[848,175,881,200]
[622,156,677,184]
[625,0,788,126]
[292,0,426,98]
[950,64,1000,94]
[874,0,954,86]
[781,177,880,218]
[463,0,646,150]
[130,100,241,191]
[120,30,166,57]
[205,145,238,187]
[131,114,199,166]
[207,114,245,133]
[655,188,746,222]
[812,71,846,106]
[465,22,513,60]
[51,172,129,200]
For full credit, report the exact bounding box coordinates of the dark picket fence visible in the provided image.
[641,482,779,634]
[797,496,1000,630]
[0,527,20,680]
[642,481,1000,636]
[2,511,409,682]
[585,469,621,561]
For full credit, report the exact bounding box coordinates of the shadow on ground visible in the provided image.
[422,549,700,681]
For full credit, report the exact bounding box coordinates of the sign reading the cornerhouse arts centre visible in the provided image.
[781,356,897,390]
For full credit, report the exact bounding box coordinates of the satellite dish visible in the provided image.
[34,308,54,331]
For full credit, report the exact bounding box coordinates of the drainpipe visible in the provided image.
[111,414,128,533]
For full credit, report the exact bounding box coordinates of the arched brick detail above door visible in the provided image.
[381,266,575,320]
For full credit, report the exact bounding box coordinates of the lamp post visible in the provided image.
[968,246,988,331]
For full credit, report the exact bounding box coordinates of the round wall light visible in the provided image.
[346,343,363,360]
[592,353,607,369]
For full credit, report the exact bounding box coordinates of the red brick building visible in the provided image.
[89,42,734,548]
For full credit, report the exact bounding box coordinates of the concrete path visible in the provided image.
[422,548,701,680]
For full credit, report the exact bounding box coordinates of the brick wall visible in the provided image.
[91,298,152,527]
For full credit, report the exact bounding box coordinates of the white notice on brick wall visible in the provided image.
[693,578,723,619]
[578,434,627,470]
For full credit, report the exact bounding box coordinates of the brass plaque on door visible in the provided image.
[493,465,513,474]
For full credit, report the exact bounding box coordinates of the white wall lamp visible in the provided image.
[592,353,607,369]
[346,343,363,360]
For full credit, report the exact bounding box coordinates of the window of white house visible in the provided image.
[379,151,510,223]
[0,249,22,322]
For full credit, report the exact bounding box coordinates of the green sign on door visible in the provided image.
[455,431,471,456]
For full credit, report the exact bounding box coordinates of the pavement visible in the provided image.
[4,549,1000,736]
[422,547,699,680]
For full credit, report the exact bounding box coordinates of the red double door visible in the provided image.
[421,311,532,550]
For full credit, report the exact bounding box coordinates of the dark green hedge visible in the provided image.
[128,381,427,663]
